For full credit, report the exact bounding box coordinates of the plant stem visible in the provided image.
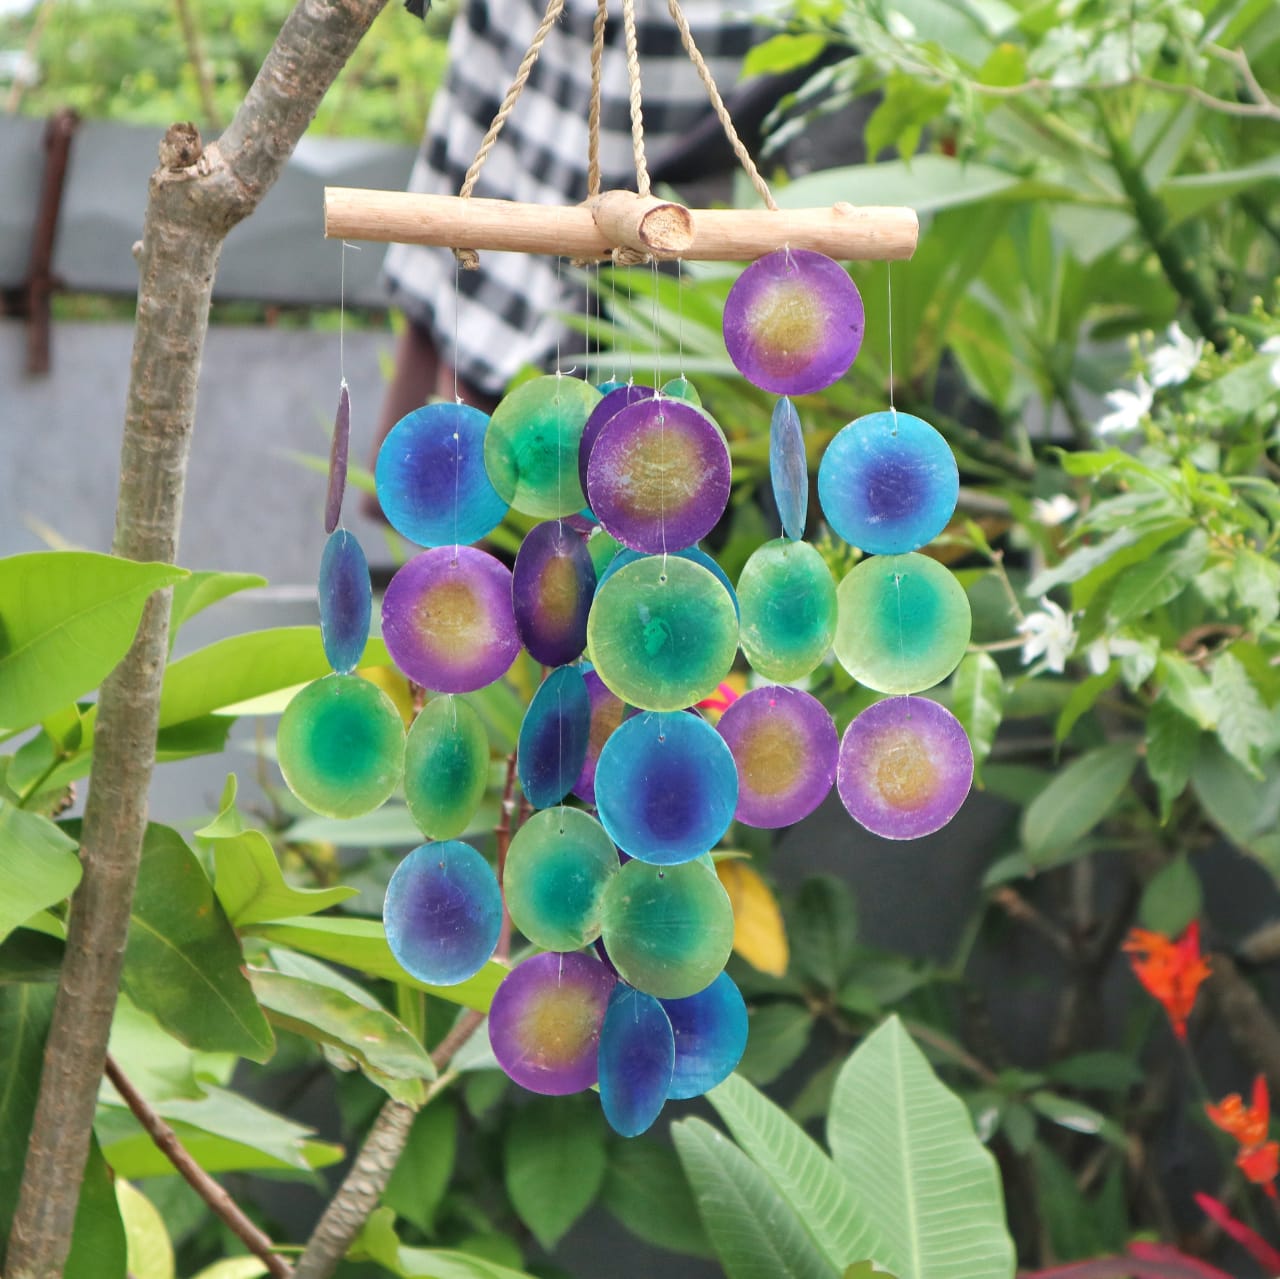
[104,1056,291,1278]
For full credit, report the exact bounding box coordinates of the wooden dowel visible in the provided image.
[323,187,919,262]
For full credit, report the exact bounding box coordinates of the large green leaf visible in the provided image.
[708,1072,883,1271]
[827,1017,1015,1279]
[250,968,434,1103]
[1020,743,1137,865]
[946,653,1003,783]
[1191,740,1280,878]
[168,570,266,635]
[789,875,858,991]
[0,800,82,943]
[600,1138,714,1259]
[1160,153,1280,224]
[1211,652,1272,777]
[116,1180,175,1279]
[1144,698,1198,822]
[0,551,187,734]
[503,1097,606,1250]
[121,824,274,1061]
[247,916,506,1012]
[1106,533,1207,625]
[384,1100,458,1234]
[673,1117,838,1279]
[398,1249,538,1279]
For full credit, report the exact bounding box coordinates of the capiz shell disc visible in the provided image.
[599,859,734,999]
[833,552,971,694]
[595,711,738,864]
[663,971,748,1099]
[488,951,618,1094]
[738,538,837,683]
[484,375,601,517]
[596,547,739,619]
[837,696,973,839]
[598,984,675,1137]
[383,840,502,985]
[374,402,507,547]
[770,396,808,540]
[512,520,596,667]
[817,410,958,554]
[324,379,350,534]
[382,546,520,693]
[587,397,731,553]
[587,555,738,712]
[723,249,864,395]
[578,382,656,494]
[277,675,404,819]
[318,528,371,676]
[517,665,591,811]
[403,694,489,840]
[572,666,633,806]
[716,686,838,828]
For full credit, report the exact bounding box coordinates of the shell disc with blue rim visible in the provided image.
[599,859,734,999]
[587,555,738,712]
[484,375,601,517]
[572,667,633,806]
[595,711,738,864]
[383,840,502,985]
[723,249,864,395]
[838,696,973,839]
[599,984,675,1137]
[375,402,507,547]
[596,547,738,619]
[578,383,656,494]
[663,971,748,1099]
[586,397,731,553]
[503,807,619,951]
[278,675,404,819]
[818,410,958,554]
[834,552,970,694]
[404,694,489,840]
[770,397,808,540]
[319,529,370,675]
[716,686,838,828]
[512,520,596,667]
[382,546,520,692]
[488,951,618,1094]
[738,539,837,682]
[517,666,591,811]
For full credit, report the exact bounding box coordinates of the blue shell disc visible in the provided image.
[594,711,738,864]
[319,529,371,675]
[383,841,502,986]
[512,520,597,667]
[596,547,739,619]
[517,665,592,810]
[375,402,508,548]
[598,983,675,1137]
[770,397,808,540]
[817,410,959,555]
[663,971,749,1099]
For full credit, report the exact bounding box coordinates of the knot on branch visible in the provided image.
[160,122,204,171]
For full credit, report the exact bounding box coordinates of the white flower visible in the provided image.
[1017,598,1077,674]
[1086,635,1148,676]
[1261,335,1280,389]
[1148,322,1205,388]
[1030,494,1078,527]
[1095,375,1154,439]
[886,10,917,38]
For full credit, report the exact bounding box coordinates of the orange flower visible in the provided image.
[1122,921,1211,1040]
[1236,1142,1279,1198]
[1207,1074,1271,1149]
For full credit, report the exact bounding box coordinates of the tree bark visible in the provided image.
[4,2,387,1274]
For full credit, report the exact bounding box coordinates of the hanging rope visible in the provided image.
[620,0,650,199]
[587,0,608,200]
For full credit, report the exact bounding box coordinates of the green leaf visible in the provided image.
[674,1116,838,1279]
[1211,652,1271,777]
[600,1138,714,1259]
[1045,1052,1143,1093]
[827,1017,1015,1279]
[169,570,266,635]
[1054,668,1119,746]
[66,1137,129,1279]
[398,1248,538,1279]
[202,776,357,925]
[948,653,1003,782]
[1157,652,1218,729]
[1020,743,1137,865]
[116,1181,175,1279]
[976,41,1025,85]
[384,1100,458,1235]
[107,994,212,1103]
[122,824,274,1061]
[1029,1092,1123,1145]
[1231,549,1280,630]
[708,1072,882,1271]
[190,1261,269,1279]
[742,31,828,77]
[864,75,951,162]
[737,1003,814,1085]
[1160,153,1280,224]
[250,968,433,1103]
[0,551,186,734]
[0,800,82,943]
[504,1097,606,1250]
[1191,740,1280,878]
[247,916,506,1012]
[0,928,65,983]
[1138,857,1202,937]
[790,875,857,990]
[1145,699,1198,822]
[1106,532,1207,625]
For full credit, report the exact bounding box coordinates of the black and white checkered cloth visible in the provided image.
[382,0,765,397]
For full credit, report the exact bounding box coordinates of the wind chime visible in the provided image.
[277,0,973,1139]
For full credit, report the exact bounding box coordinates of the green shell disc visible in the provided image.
[738,538,837,681]
[403,694,489,840]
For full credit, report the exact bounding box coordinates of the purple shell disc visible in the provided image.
[586,397,731,554]
[723,249,864,395]
[598,983,675,1137]
[578,383,657,495]
[324,379,350,534]
[572,666,633,806]
[512,520,596,667]
[382,546,520,693]
[716,685,838,828]
[837,696,974,840]
[488,950,618,1095]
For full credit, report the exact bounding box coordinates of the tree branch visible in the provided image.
[4,2,388,1275]
[1206,953,1280,1098]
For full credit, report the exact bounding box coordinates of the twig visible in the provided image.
[172,0,222,131]
[902,1018,1000,1085]
[495,750,519,961]
[103,1056,291,1278]
[992,887,1074,958]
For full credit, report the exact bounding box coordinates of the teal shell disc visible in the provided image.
[738,538,837,682]
[403,694,489,840]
